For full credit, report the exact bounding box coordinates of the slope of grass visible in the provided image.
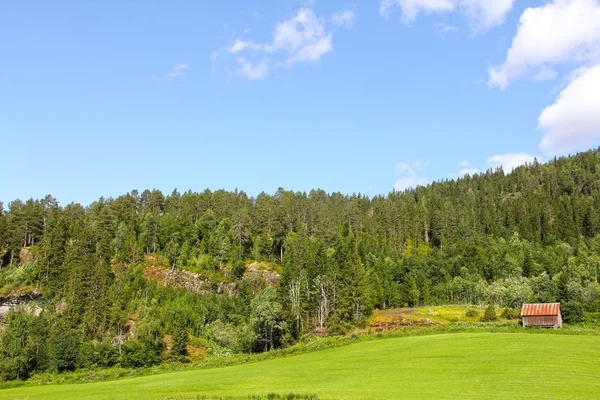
[2,332,600,399]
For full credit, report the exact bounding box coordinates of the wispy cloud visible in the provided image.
[449,160,478,178]
[434,22,458,34]
[459,167,478,176]
[236,58,269,80]
[332,10,357,29]
[212,8,354,80]
[153,64,191,83]
[394,161,429,191]
[380,0,515,33]
[487,153,539,172]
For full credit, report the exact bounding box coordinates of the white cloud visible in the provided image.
[460,0,515,33]
[153,64,191,83]
[228,40,265,54]
[213,8,348,79]
[380,0,515,32]
[286,35,333,66]
[236,58,269,80]
[538,64,600,154]
[459,168,478,176]
[487,153,537,172]
[449,161,477,177]
[434,22,458,34]
[394,162,429,191]
[534,66,559,82]
[380,0,454,23]
[269,9,328,54]
[332,10,356,28]
[488,0,600,89]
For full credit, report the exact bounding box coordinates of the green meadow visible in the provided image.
[2,332,599,400]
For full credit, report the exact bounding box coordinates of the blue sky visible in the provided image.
[2,0,600,206]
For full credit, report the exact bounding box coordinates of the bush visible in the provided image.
[121,340,161,368]
[562,301,585,324]
[501,308,520,320]
[232,260,246,279]
[52,330,81,373]
[0,262,41,297]
[465,309,479,318]
[211,320,256,353]
[481,304,497,322]
[78,340,119,369]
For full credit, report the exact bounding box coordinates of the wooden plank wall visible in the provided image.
[523,316,559,327]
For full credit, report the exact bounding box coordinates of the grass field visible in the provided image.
[2,332,600,399]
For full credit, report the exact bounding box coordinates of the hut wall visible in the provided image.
[522,315,560,328]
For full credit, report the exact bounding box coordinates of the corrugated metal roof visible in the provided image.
[520,303,561,316]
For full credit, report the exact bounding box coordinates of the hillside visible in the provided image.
[1,148,600,382]
[2,332,600,399]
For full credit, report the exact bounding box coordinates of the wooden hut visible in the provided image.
[520,303,562,328]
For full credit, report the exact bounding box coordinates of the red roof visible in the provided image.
[521,303,561,316]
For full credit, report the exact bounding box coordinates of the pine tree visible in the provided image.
[170,313,188,363]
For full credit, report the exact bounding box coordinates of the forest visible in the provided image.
[1,148,600,381]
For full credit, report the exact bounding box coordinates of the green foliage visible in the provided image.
[0,312,35,380]
[2,149,600,381]
[563,301,586,324]
[465,309,479,318]
[482,304,497,322]
[501,308,520,320]
[121,340,160,369]
[250,287,285,351]
[170,312,189,363]
[211,320,256,353]
[0,262,41,297]
[52,330,81,373]
[78,340,119,370]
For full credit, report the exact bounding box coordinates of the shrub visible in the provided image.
[78,340,119,369]
[232,260,246,279]
[465,309,479,318]
[501,308,520,320]
[481,304,497,322]
[211,320,256,353]
[121,340,161,368]
[52,330,81,373]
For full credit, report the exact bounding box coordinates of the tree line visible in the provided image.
[1,148,600,380]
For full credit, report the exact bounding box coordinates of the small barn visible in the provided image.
[521,303,562,328]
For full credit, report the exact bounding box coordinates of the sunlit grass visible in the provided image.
[2,332,599,399]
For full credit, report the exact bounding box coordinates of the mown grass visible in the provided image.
[2,332,599,399]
